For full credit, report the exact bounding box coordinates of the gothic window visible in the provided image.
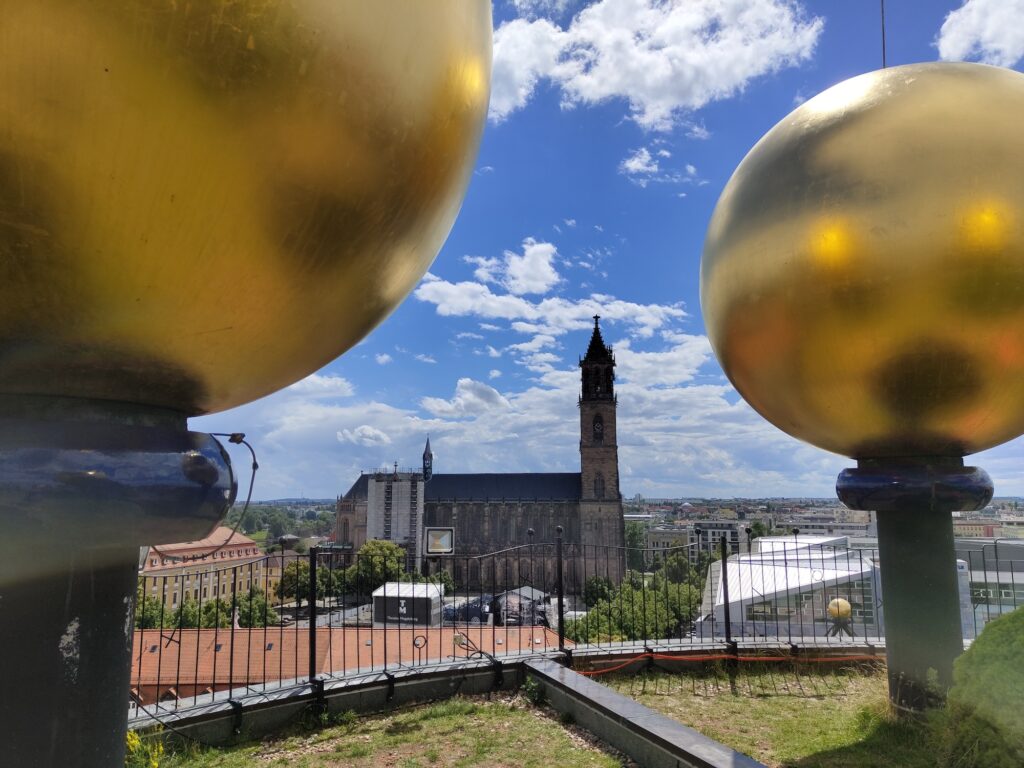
[594,472,605,500]
[341,519,350,543]
[592,413,604,443]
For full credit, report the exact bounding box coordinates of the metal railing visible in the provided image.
[128,533,1020,719]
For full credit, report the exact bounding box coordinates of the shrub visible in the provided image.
[943,607,1024,767]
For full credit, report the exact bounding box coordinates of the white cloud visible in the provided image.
[480,323,502,331]
[685,122,711,139]
[283,373,354,399]
[416,275,685,340]
[620,147,702,188]
[421,378,512,418]
[564,218,577,227]
[463,239,563,296]
[415,354,437,364]
[620,147,659,177]
[511,0,577,19]
[490,18,568,122]
[456,331,485,340]
[937,0,1024,67]
[505,239,562,295]
[375,353,393,365]
[338,425,392,447]
[491,0,823,129]
[489,369,502,379]
[594,224,604,232]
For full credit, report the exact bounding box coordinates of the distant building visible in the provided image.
[337,317,627,587]
[140,527,265,608]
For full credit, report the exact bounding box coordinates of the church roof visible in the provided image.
[342,474,369,500]
[425,473,581,501]
[582,315,614,364]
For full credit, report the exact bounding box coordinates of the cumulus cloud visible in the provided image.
[415,354,437,364]
[283,373,354,399]
[489,369,503,379]
[491,0,823,129]
[937,0,1024,67]
[375,353,393,365]
[338,425,392,447]
[465,239,563,296]
[421,378,512,418]
[415,275,685,339]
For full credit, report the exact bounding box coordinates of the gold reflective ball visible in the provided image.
[702,63,1024,459]
[827,598,852,620]
[0,2,491,415]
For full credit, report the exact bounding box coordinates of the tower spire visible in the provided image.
[422,436,433,482]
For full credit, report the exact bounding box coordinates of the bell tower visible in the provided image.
[579,316,624,563]
[580,316,619,500]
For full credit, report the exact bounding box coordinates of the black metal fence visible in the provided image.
[128,533,1020,720]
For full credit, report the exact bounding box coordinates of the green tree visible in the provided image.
[200,598,233,628]
[661,551,695,585]
[583,575,614,607]
[276,560,311,607]
[749,520,769,541]
[624,521,646,572]
[171,595,201,629]
[346,540,406,594]
[236,587,280,627]
[134,585,166,629]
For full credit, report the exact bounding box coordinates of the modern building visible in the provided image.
[694,536,978,640]
[140,527,266,608]
[337,317,627,588]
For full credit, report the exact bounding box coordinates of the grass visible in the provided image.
[155,694,627,768]
[603,664,941,768]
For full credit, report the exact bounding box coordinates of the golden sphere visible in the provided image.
[0,2,491,415]
[827,597,852,620]
[702,63,1024,459]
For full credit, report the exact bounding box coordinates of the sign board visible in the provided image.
[424,527,454,556]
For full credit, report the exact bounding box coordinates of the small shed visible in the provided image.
[372,582,444,626]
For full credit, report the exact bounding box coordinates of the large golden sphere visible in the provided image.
[0,2,490,415]
[702,63,1024,459]
[827,597,852,620]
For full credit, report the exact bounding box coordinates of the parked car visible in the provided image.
[443,594,494,624]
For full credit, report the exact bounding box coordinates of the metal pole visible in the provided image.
[0,399,235,768]
[308,546,319,682]
[720,535,732,645]
[838,457,992,712]
[556,526,566,656]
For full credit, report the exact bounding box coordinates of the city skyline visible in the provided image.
[193,0,1024,500]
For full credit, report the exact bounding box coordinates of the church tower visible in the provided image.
[580,316,619,500]
[579,317,625,559]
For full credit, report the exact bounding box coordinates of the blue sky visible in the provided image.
[194,0,1024,500]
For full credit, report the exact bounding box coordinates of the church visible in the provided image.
[336,317,626,587]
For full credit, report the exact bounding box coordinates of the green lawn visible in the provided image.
[152,695,627,768]
[604,665,939,768]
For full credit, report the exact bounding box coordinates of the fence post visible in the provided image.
[720,536,733,646]
[308,546,319,683]
[556,526,566,659]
